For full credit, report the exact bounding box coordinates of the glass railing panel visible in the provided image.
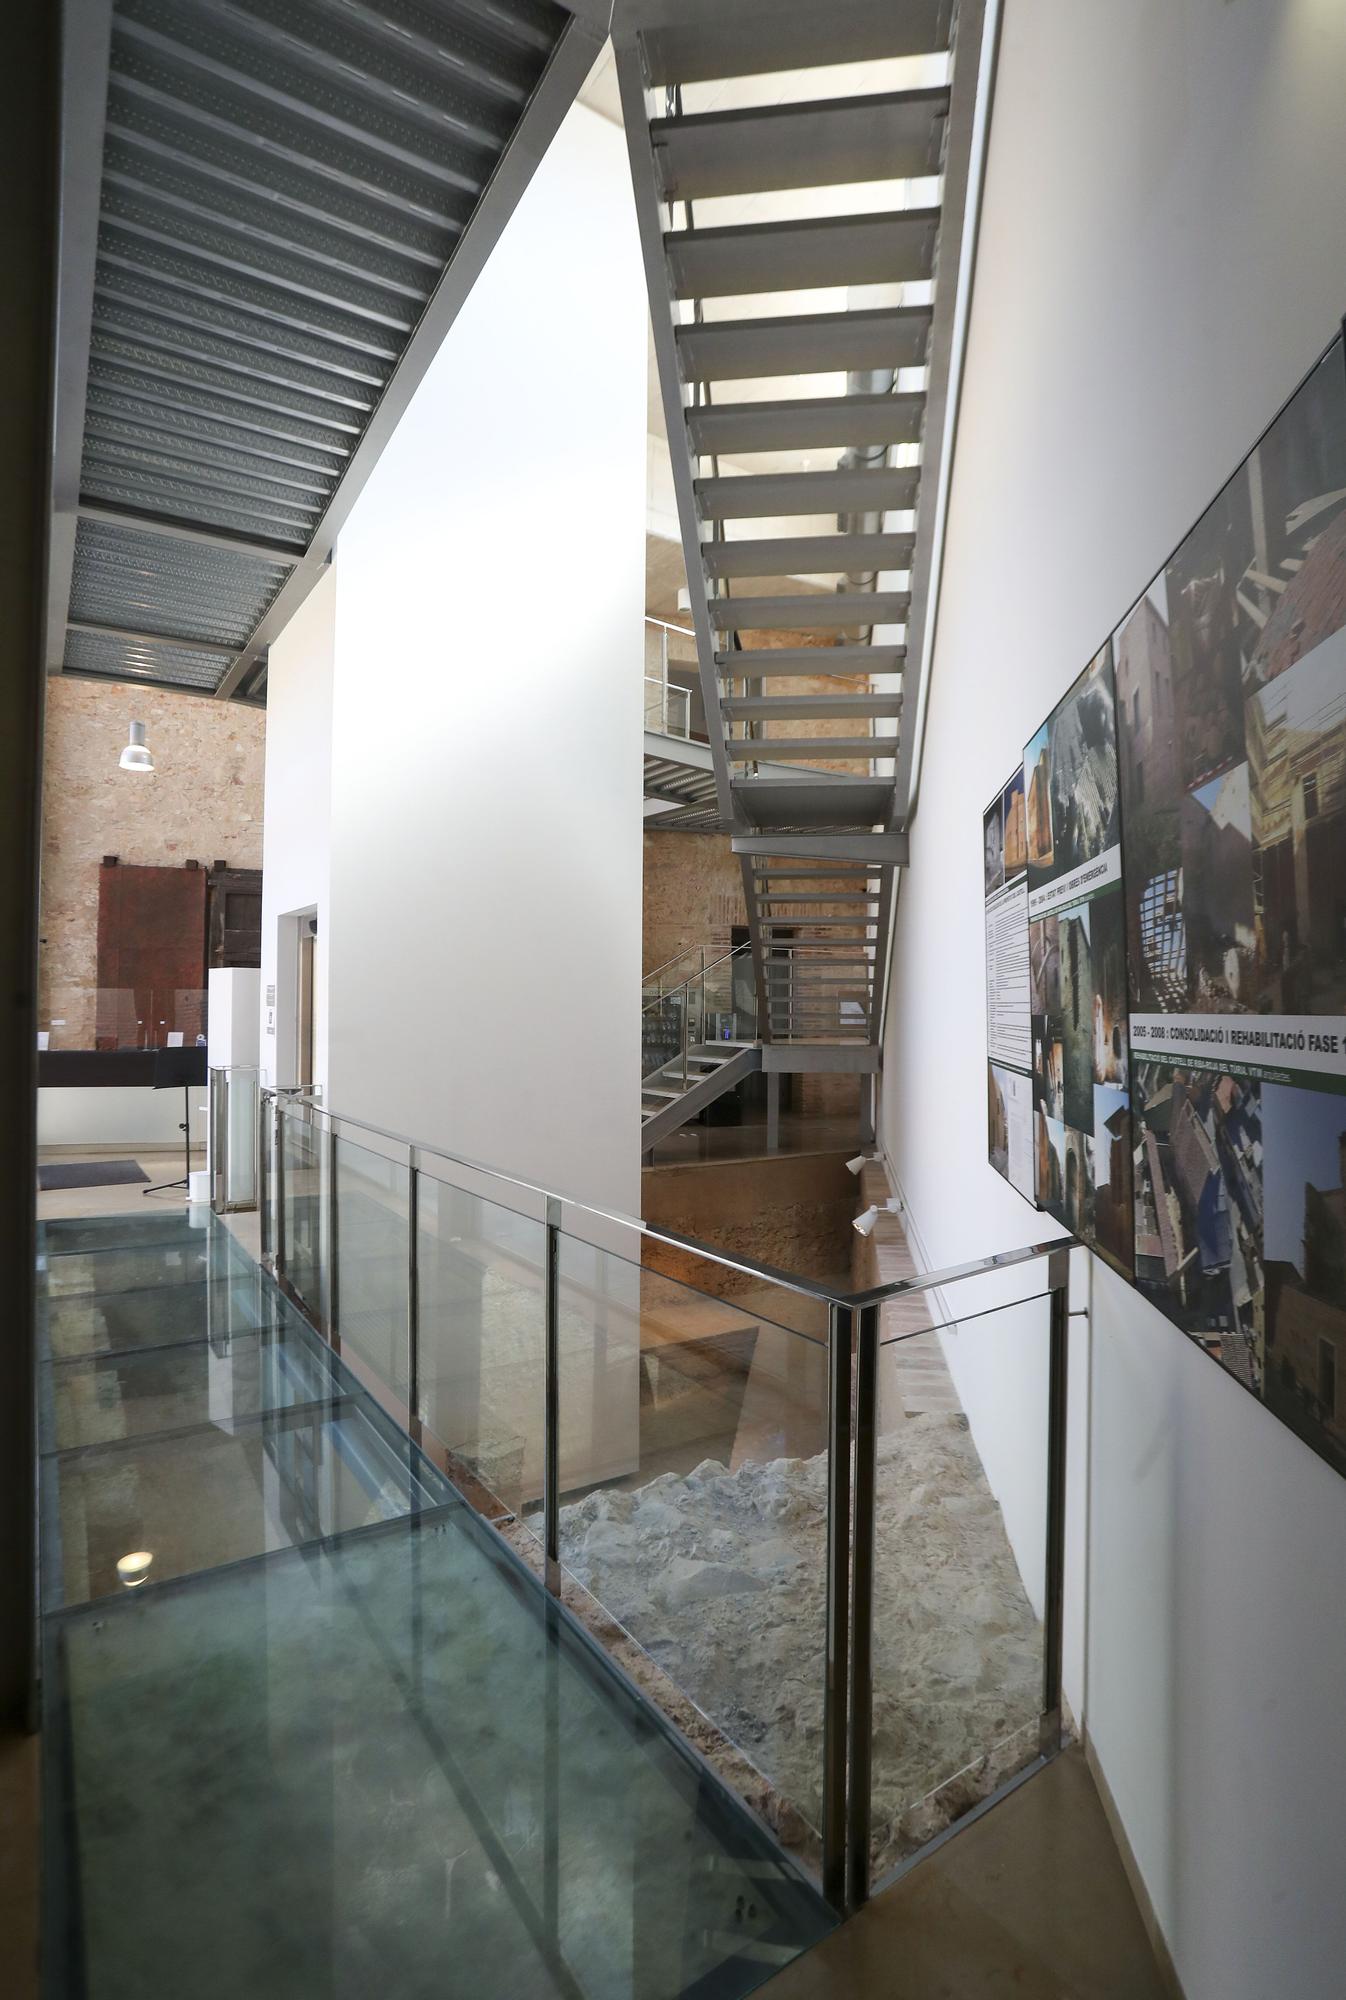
[212,1064,259,1209]
[39,983,209,1052]
[279,1102,325,1321]
[415,1172,545,1532]
[333,1132,411,1405]
[552,1226,831,1880]
[867,1282,1051,1883]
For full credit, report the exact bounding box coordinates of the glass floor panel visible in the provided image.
[42,1272,274,1362]
[43,1401,448,1609]
[41,1321,338,1454]
[39,1210,834,1999]
[39,1210,215,1254]
[41,1230,249,1298]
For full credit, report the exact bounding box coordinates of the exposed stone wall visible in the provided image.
[643,829,746,975]
[642,1149,856,1306]
[39,677,265,1048]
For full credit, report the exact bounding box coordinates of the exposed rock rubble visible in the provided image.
[559,1411,1042,1877]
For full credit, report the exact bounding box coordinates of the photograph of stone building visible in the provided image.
[1093,1085,1133,1274]
[1002,768,1028,876]
[1261,1083,1346,1472]
[1089,888,1129,1089]
[1247,615,1346,1014]
[1057,905,1094,1131]
[1029,913,1060,1016]
[1115,579,1185,1010]
[1025,723,1054,885]
[1241,339,1346,693]
[1166,468,1254,793]
[984,792,1005,895]
[1033,647,1121,886]
[988,1061,1009,1178]
[1132,1063,1264,1385]
[1180,760,1255,1008]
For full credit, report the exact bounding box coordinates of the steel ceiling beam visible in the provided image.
[45,0,115,673]
[51,0,601,705]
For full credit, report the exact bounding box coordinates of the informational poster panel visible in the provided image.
[1117,337,1346,1471]
[984,769,1034,1201]
[985,329,1346,1481]
[1025,651,1134,1276]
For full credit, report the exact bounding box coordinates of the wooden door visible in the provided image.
[95,862,207,1049]
[206,867,263,969]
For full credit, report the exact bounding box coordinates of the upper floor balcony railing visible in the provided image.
[211,1069,1078,1918]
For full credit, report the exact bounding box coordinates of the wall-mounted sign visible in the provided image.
[987,328,1346,1479]
[984,768,1034,1202]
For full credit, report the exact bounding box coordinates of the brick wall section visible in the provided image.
[39,677,265,1048]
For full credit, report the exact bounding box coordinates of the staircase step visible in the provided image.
[758,892,882,904]
[677,307,931,384]
[698,466,919,520]
[712,593,909,633]
[704,533,913,581]
[727,736,896,761]
[754,863,875,876]
[642,1087,684,1102]
[689,393,923,456]
[728,693,903,721]
[733,777,893,826]
[651,89,949,202]
[665,210,939,300]
[718,643,905,676]
[642,0,955,85]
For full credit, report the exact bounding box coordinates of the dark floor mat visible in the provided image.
[39,1159,151,1191]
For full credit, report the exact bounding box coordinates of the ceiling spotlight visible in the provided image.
[119,721,154,773]
[852,1205,880,1237]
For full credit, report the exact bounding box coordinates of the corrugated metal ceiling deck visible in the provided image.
[50,0,599,702]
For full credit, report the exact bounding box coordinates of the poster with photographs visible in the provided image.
[1025,648,1134,1277]
[1118,336,1346,1473]
[985,769,1034,1202]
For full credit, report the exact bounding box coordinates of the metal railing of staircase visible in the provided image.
[642,940,756,1090]
[240,1071,1075,1919]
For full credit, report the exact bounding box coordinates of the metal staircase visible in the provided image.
[617,0,988,1048]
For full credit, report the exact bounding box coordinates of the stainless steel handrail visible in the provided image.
[260,1083,1070,1315]
[256,1083,1075,1920]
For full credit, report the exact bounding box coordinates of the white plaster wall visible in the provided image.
[882,4,1346,1995]
[258,566,335,1091]
[326,101,645,1216]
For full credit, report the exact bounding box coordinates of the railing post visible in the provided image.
[274,1096,286,1282]
[847,1300,880,1911]
[326,1119,339,1340]
[258,1092,271,1263]
[1041,1247,1071,1752]
[822,1301,854,1913]
[407,1146,419,1427]
[543,1194,562,1596]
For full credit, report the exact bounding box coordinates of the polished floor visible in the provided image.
[37,1207,833,1999]
[759,1749,1170,2000]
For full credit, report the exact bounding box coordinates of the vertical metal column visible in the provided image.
[325,1119,339,1340]
[543,1195,562,1595]
[407,1146,419,1426]
[274,1097,287,1281]
[847,1301,881,1911]
[822,1302,854,1912]
[258,1093,271,1263]
[1040,1248,1071,1751]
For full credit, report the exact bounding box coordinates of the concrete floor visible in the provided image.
[759,1748,1171,2000]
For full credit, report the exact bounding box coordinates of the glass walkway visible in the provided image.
[37,1209,833,2000]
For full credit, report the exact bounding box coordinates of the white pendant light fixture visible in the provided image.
[118,720,154,773]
